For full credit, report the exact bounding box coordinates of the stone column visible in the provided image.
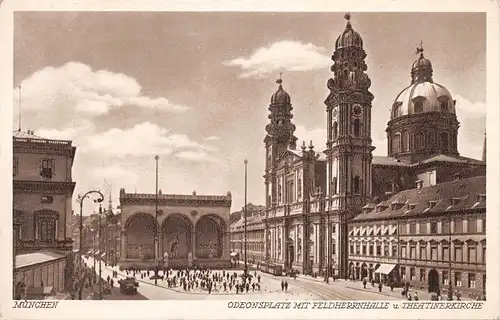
[120,231,127,261]
[223,230,230,260]
[191,230,196,259]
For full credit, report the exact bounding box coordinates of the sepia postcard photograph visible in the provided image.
[0,0,498,319]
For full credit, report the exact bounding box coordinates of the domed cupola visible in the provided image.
[335,13,363,50]
[265,76,297,151]
[411,45,433,84]
[386,43,460,163]
[270,78,291,105]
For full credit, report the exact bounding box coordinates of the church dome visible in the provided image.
[270,78,291,104]
[390,46,456,120]
[391,82,456,120]
[335,13,363,50]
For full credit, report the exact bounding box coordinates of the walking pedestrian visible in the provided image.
[363,278,367,289]
[284,280,288,292]
[281,280,284,291]
[378,282,383,292]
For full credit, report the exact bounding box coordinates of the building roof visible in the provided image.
[13,129,47,140]
[15,252,66,269]
[230,211,266,230]
[372,154,484,169]
[353,175,486,222]
[413,154,485,166]
[373,156,411,167]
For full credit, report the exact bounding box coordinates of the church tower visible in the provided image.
[324,14,375,278]
[264,77,298,261]
[264,77,298,207]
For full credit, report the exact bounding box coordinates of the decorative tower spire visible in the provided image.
[411,40,433,84]
[344,12,351,29]
[108,184,114,215]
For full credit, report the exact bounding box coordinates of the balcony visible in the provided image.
[17,239,74,253]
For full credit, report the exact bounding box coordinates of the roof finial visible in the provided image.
[344,12,351,21]
[416,40,424,56]
[276,72,283,85]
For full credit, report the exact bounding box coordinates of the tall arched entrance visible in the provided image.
[162,214,193,260]
[286,238,294,269]
[428,269,440,293]
[195,215,225,259]
[126,213,156,260]
[361,263,368,280]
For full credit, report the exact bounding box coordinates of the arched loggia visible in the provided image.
[125,213,157,260]
[162,214,193,259]
[195,215,226,259]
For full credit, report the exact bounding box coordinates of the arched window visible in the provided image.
[353,176,360,194]
[392,103,401,118]
[402,130,409,152]
[413,99,424,113]
[332,122,338,140]
[353,119,361,137]
[392,134,401,154]
[414,133,424,150]
[440,101,448,113]
[332,177,338,195]
[440,132,449,150]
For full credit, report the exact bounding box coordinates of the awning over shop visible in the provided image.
[87,250,93,255]
[230,252,239,257]
[94,251,100,256]
[375,263,396,275]
[100,253,106,258]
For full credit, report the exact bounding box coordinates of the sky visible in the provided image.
[12,12,486,215]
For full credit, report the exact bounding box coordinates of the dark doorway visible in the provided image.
[361,263,368,280]
[428,269,440,293]
[288,245,295,267]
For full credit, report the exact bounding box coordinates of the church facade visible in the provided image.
[119,189,232,269]
[262,13,486,291]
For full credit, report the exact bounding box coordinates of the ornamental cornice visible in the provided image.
[119,197,231,208]
[13,180,76,195]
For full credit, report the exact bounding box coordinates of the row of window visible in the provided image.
[331,119,362,140]
[350,242,486,264]
[400,218,485,235]
[391,131,453,154]
[392,98,450,119]
[13,157,55,179]
[401,268,479,289]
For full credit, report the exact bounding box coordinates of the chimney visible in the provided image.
[415,180,423,190]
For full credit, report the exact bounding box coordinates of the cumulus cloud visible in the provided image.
[224,41,331,79]
[204,136,220,141]
[14,61,189,117]
[294,125,327,151]
[174,150,219,163]
[81,122,214,158]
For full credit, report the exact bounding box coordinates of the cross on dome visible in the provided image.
[276,72,283,85]
[416,40,424,56]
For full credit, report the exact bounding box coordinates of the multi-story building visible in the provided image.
[259,13,486,294]
[13,129,77,299]
[230,210,266,264]
[349,176,486,299]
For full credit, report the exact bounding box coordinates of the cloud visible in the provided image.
[174,150,219,163]
[14,61,189,117]
[454,95,486,115]
[204,136,220,141]
[83,122,216,158]
[224,41,331,79]
[294,125,327,151]
[89,165,139,185]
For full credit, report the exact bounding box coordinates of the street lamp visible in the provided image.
[98,204,104,300]
[154,155,159,286]
[77,190,104,300]
[91,228,96,284]
[447,214,453,300]
[244,159,248,277]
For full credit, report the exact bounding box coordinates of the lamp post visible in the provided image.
[98,204,103,300]
[447,214,453,300]
[244,159,248,277]
[77,190,104,300]
[92,228,96,284]
[154,155,159,286]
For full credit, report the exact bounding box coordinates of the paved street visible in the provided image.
[82,257,425,300]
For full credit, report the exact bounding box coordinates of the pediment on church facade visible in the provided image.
[276,149,303,168]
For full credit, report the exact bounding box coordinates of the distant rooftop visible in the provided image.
[13,129,73,147]
[15,251,65,269]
